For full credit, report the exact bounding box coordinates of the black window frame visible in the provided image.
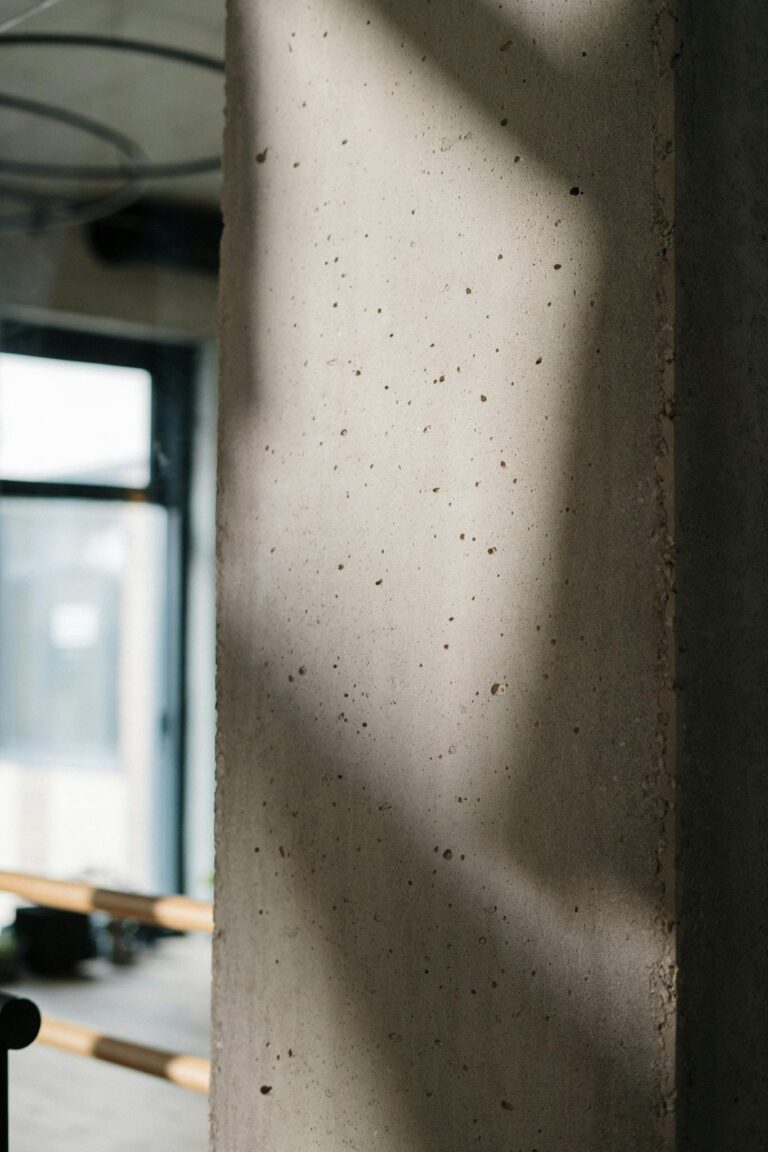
[0,320,195,892]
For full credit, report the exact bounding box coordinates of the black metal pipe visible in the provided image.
[0,992,41,1152]
[0,1048,6,1152]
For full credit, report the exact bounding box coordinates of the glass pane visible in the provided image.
[0,353,151,487]
[0,498,167,891]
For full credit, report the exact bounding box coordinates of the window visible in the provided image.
[0,353,152,486]
[0,324,194,892]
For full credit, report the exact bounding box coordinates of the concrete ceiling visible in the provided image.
[0,0,225,207]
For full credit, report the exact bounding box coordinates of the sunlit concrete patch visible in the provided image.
[214,0,674,1148]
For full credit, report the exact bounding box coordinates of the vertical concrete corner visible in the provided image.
[213,1,676,1148]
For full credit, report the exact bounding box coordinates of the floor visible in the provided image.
[8,934,211,1152]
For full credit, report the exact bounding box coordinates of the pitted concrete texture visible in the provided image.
[213,1,675,1148]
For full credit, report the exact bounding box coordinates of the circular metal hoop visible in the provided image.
[0,33,224,181]
[0,91,147,232]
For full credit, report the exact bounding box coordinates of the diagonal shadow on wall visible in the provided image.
[215,1,674,1148]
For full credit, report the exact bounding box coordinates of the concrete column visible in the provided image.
[213,2,675,1149]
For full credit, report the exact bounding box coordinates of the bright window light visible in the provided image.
[0,352,152,487]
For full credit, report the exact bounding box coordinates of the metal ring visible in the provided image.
[0,34,224,181]
[0,91,147,232]
[0,179,145,233]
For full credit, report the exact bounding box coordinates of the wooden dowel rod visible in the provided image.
[0,872,213,934]
[37,1016,210,1095]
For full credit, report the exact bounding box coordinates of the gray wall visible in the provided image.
[676,2,768,1148]
[213,1,675,1148]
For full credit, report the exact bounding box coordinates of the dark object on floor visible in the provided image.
[105,919,139,966]
[135,924,182,945]
[13,907,96,975]
[0,934,20,985]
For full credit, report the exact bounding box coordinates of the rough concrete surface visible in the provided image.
[213,1,675,1148]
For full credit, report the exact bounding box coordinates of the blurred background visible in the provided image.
[0,2,223,1148]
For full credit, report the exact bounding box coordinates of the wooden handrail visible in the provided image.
[38,1016,210,1094]
[0,872,213,934]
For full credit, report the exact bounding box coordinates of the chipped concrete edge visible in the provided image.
[210,1,241,1148]
[651,0,677,1141]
